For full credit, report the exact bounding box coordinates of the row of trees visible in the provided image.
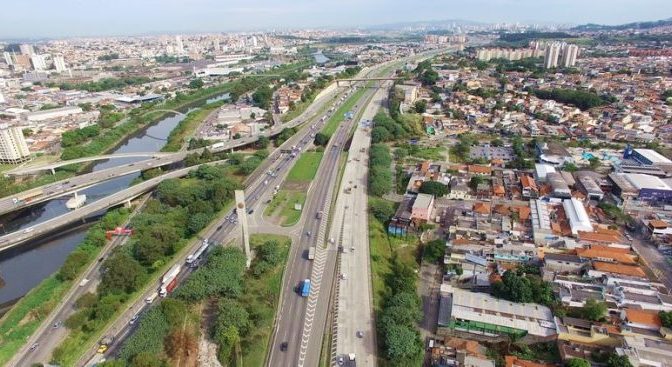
[378,258,424,366]
[60,125,100,148]
[368,143,393,197]
[371,112,412,144]
[48,76,152,92]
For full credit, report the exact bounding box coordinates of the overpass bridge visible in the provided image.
[5,152,177,176]
[335,77,403,86]
[0,160,227,253]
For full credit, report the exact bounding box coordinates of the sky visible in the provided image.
[0,0,669,39]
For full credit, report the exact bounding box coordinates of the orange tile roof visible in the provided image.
[577,231,621,244]
[625,309,662,328]
[468,165,492,174]
[576,247,637,264]
[649,220,669,229]
[520,175,537,190]
[593,262,646,278]
[505,356,555,367]
[493,184,506,195]
[473,202,491,215]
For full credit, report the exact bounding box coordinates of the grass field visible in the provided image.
[264,190,306,226]
[286,151,323,183]
[161,101,224,152]
[241,234,291,367]
[322,87,368,138]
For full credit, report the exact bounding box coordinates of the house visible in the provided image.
[589,262,647,279]
[555,317,621,346]
[621,309,662,331]
[536,141,573,166]
[468,165,492,176]
[617,335,672,367]
[543,253,588,275]
[411,193,435,222]
[505,356,555,367]
[520,175,539,199]
[576,245,637,265]
[450,179,472,200]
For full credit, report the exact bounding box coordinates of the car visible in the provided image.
[53,321,62,329]
[280,342,288,351]
[337,356,345,366]
[97,344,108,354]
[306,231,311,237]
[247,209,254,214]
[129,314,139,325]
[356,330,364,338]
[29,343,39,352]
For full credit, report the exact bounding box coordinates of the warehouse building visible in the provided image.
[563,198,593,235]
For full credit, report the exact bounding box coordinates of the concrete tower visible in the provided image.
[234,190,252,268]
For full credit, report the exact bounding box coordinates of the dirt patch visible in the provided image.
[197,299,222,367]
[283,180,310,191]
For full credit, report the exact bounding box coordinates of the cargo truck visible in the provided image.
[308,246,316,260]
[159,264,181,297]
[186,240,209,266]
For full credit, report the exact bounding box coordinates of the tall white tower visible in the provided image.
[53,55,67,72]
[234,190,252,268]
[175,35,185,55]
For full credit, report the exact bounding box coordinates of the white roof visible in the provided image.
[563,198,593,235]
[535,163,556,179]
[413,193,434,210]
[625,173,672,191]
[446,286,557,337]
[634,149,672,164]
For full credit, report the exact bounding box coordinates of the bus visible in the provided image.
[300,279,311,297]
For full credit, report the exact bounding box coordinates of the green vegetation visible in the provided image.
[264,190,307,226]
[418,181,449,197]
[0,208,130,366]
[491,269,555,307]
[607,354,633,367]
[422,239,446,263]
[450,133,476,162]
[572,299,608,322]
[367,196,423,366]
[51,165,241,365]
[161,101,224,152]
[252,84,273,109]
[415,60,438,86]
[188,78,204,89]
[371,112,415,144]
[286,151,324,183]
[368,143,393,197]
[660,310,672,328]
[566,358,591,367]
[47,77,152,92]
[155,55,191,64]
[322,87,367,138]
[60,125,101,148]
[114,234,289,366]
[97,53,119,61]
[530,88,612,110]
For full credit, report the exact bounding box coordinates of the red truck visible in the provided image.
[160,277,178,297]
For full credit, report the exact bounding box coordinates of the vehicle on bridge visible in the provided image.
[105,226,133,240]
[300,279,311,297]
[12,188,43,204]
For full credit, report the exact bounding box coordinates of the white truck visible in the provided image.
[308,246,316,260]
[159,264,181,297]
[186,240,210,266]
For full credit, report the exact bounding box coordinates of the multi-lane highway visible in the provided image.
[70,76,367,367]
[332,82,390,367]
[10,195,151,367]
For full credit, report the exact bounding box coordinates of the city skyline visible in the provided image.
[0,0,670,39]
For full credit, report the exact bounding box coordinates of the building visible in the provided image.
[536,141,572,166]
[470,145,515,162]
[543,43,561,69]
[543,253,587,275]
[625,173,672,204]
[628,148,672,172]
[531,199,554,244]
[520,175,538,199]
[19,44,34,56]
[560,44,579,68]
[617,335,672,367]
[575,172,604,201]
[438,285,557,339]
[175,35,185,55]
[0,123,31,164]
[3,51,13,66]
[548,172,571,198]
[535,164,556,182]
[563,198,593,235]
[30,54,47,71]
[411,193,435,222]
[53,55,67,72]
[24,106,83,122]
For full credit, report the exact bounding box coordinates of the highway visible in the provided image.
[10,195,152,367]
[70,74,368,367]
[331,82,390,366]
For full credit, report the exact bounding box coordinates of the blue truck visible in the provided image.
[300,279,311,297]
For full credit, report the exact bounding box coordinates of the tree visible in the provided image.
[256,135,270,149]
[589,157,601,170]
[314,132,330,146]
[100,251,144,295]
[252,85,273,109]
[369,199,395,223]
[188,78,204,89]
[384,324,423,360]
[660,310,672,328]
[492,271,533,303]
[423,239,446,263]
[371,126,393,143]
[414,100,427,113]
[131,352,165,367]
[418,181,449,197]
[562,162,578,172]
[566,358,591,367]
[581,299,607,321]
[607,354,633,367]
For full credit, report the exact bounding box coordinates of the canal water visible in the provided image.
[314,50,329,64]
[0,93,229,306]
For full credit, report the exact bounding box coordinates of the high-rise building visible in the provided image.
[175,35,185,55]
[0,124,31,164]
[53,55,67,72]
[0,91,5,104]
[560,44,579,68]
[543,43,561,69]
[30,54,47,71]
[3,52,13,66]
[19,44,34,56]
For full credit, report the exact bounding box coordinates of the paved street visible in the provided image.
[331,82,390,367]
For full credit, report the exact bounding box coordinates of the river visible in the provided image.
[313,50,329,64]
[0,93,229,306]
